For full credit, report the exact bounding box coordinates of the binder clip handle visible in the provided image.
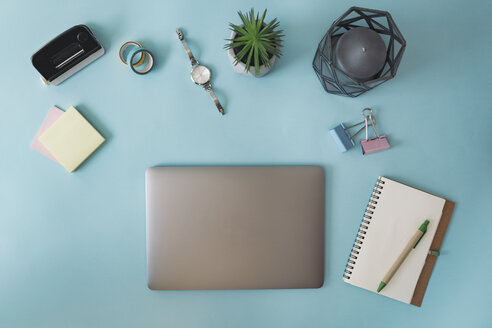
[345,120,365,140]
[362,108,379,140]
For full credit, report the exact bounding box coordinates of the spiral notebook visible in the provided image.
[343,177,455,306]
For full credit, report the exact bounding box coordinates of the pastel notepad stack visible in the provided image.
[31,106,105,172]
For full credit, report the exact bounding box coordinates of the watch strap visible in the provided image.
[205,85,224,115]
[176,29,197,66]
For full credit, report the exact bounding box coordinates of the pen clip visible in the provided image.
[413,229,426,248]
[413,219,430,248]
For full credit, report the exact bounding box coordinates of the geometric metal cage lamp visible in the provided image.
[313,7,406,97]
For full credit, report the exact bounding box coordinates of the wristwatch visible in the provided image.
[176,29,225,115]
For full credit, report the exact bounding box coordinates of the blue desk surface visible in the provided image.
[1,0,491,327]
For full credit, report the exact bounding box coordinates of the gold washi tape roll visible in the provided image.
[119,41,146,66]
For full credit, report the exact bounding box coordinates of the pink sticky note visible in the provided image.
[30,106,65,162]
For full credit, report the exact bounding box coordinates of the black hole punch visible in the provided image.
[77,32,89,42]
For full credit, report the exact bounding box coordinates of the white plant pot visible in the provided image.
[227,30,278,78]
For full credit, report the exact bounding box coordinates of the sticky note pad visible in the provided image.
[38,106,105,172]
[30,106,65,162]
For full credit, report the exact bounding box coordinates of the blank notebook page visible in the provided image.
[344,177,446,304]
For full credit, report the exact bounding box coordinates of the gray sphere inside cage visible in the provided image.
[313,7,406,97]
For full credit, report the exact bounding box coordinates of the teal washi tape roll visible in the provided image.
[126,47,154,75]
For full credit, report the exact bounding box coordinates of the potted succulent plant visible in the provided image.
[225,9,283,77]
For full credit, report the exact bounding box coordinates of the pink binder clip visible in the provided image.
[360,108,390,155]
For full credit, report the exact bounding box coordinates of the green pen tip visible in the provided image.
[377,282,386,293]
[419,220,430,232]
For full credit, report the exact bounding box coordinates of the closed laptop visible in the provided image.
[146,166,325,290]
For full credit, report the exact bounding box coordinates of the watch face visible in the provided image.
[191,65,211,85]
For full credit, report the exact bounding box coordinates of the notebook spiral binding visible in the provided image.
[343,177,385,280]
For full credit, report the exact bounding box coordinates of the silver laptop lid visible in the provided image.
[146,166,325,290]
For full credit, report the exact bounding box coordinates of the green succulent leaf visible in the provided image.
[225,8,283,76]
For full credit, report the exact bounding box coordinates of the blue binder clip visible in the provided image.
[330,120,367,152]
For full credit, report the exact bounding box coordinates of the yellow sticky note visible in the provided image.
[38,106,105,172]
